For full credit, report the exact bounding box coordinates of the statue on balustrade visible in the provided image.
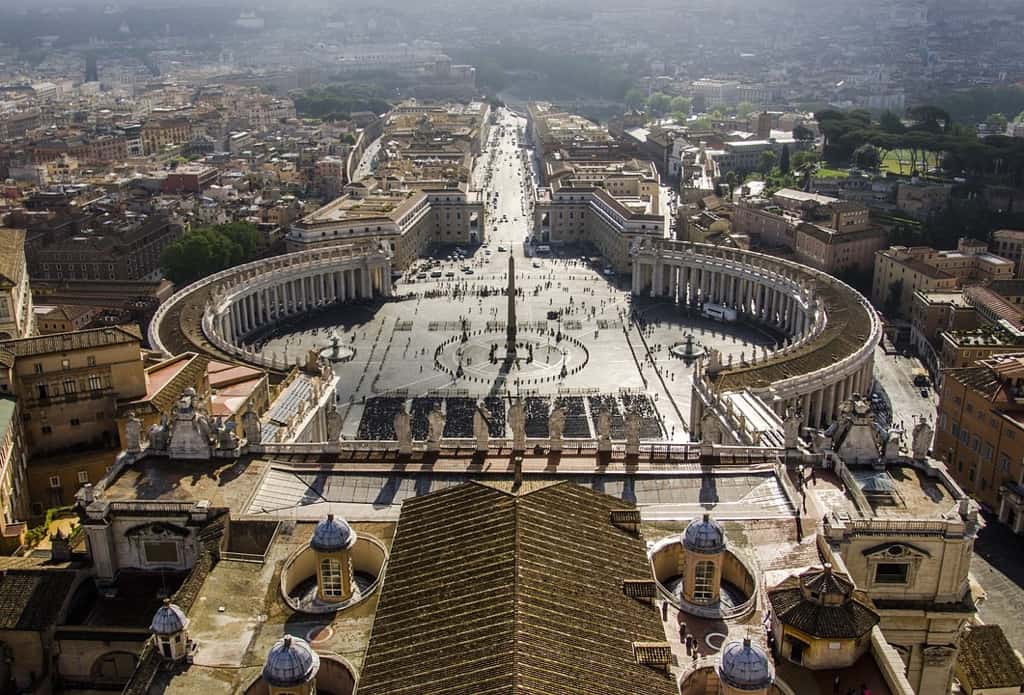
[624,410,641,455]
[912,416,933,460]
[242,410,262,445]
[395,403,412,454]
[427,404,446,450]
[509,398,526,451]
[548,403,566,451]
[325,404,342,442]
[473,400,491,451]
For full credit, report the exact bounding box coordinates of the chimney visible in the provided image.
[513,454,523,489]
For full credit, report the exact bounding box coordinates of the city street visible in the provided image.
[871,345,937,432]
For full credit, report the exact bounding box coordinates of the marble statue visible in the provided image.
[884,427,902,461]
[707,347,723,373]
[148,418,169,452]
[242,410,262,445]
[427,404,446,450]
[596,408,612,452]
[124,411,143,453]
[218,419,238,450]
[624,410,641,455]
[395,404,412,454]
[325,404,343,442]
[912,417,933,460]
[509,398,526,450]
[700,411,721,444]
[548,403,566,451]
[783,408,802,449]
[473,400,491,451]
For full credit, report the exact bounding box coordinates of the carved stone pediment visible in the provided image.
[124,521,190,539]
[862,542,930,560]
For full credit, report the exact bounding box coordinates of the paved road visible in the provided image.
[972,510,1024,652]
[872,346,937,431]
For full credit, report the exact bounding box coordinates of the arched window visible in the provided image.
[320,557,343,597]
[693,560,715,603]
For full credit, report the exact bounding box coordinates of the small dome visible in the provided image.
[262,635,320,687]
[311,514,356,552]
[150,598,188,635]
[718,637,774,690]
[683,513,726,554]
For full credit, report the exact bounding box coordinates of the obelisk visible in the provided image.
[506,254,517,357]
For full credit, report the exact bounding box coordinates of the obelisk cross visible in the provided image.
[506,254,517,357]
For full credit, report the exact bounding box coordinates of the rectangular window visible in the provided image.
[70,418,80,427]
[33,363,43,374]
[983,443,993,461]
[693,560,715,603]
[144,541,179,565]
[86,356,96,367]
[952,423,960,437]
[77,471,89,484]
[49,475,61,488]
[874,563,909,584]
[61,359,70,370]
[87,375,103,391]
[1001,454,1011,474]
[960,430,970,445]
[63,379,76,395]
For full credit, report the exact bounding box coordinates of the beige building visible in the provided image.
[872,240,1014,318]
[288,186,482,270]
[32,304,99,335]
[936,353,1024,521]
[0,395,29,549]
[0,325,146,457]
[0,228,34,340]
[992,229,1024,277]
[793,223,887,275]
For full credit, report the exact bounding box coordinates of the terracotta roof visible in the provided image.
[0,324,142,357]
[357,481,676,695]
[0,569,76,630]
[768,569,879,640]
[957,624,1024,690]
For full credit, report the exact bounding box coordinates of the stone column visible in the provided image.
[822,381,837,424]
[346,270,355,300]
[811,388,824,429]
[362,267,372,298]
[652,261,663,297]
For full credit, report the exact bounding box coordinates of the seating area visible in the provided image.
[354,394,661,442]
[555,396,591,438]
[621,394,664,438]
[356,397,405,440]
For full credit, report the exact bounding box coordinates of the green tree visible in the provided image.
[160,223,261,285]
[736,101,755,118]
[853,143,882,170]
[879,110,905,134]
[669,96,692,116]
[792,124,815,142]
[987,113,1009,132]
[779,144,791,174]
[625,87,646,110]
[646,92,672,116]
[759,150,778,174]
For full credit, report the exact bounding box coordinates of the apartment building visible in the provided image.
[793,223,887,275]
[872,240,1014,318]
[0,395,29,549]
[991,229,1024,277]
[0,229,34,340]
[935,353,1024,531]
[0,326,146,456]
